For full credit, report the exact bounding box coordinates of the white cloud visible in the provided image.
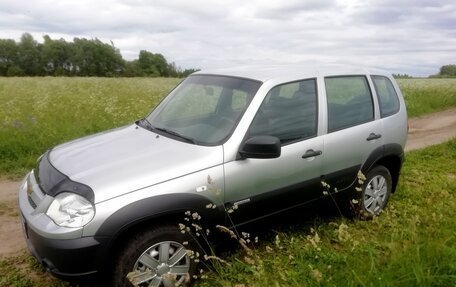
[0,0,454,76]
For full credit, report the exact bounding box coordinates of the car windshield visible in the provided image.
[146,75,262,145]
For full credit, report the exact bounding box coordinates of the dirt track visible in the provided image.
[405,108,456,151]
[1,108,455,258]
[0,181,24,258]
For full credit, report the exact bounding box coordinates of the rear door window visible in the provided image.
[371,75,400,117]
[325,76,374,132]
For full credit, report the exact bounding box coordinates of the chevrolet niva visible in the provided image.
[19,65,407,286]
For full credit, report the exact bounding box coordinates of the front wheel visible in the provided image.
[353,165,392,219]
[112,225,198,287]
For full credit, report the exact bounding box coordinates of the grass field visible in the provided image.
[1,77,455,178]
[397,78,456,117]
[1,140,454,287]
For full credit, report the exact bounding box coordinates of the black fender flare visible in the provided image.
[95,193,224,238]
[361,143,404,174]
[361,143,404,192]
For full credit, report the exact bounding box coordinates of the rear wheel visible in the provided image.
[112,225,198,287]
[353,165,392,219]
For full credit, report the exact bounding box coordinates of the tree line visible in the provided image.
[392,73,412,79]
[0,33,197,77]
[430,64,456,78]
[394,64,456,79]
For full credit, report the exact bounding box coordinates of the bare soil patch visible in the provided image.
[406,108,456,151]
[0,180,26,258]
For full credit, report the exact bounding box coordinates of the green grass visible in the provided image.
[0,77,455,177]
[397,78,456,117]
[196,139,456,287]
[0,253,68,287]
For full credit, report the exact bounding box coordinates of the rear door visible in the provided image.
[223,78,324,225]
[321,75,383,192]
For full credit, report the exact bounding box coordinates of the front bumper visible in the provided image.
[18,172,109,281]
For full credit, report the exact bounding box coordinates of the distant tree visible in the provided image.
[73,38,124,76]
[0,39,18,76]
[138,50,159,76]
[137,50,174,77]
[6,65,25,76]
[167,62,179,77]
[42,35,75,76]
[17,33,43,76]
[123,59,144,77]
[152,53,170,77]
[439,65,456,77]
[162,61,198,78]
[179,68,199,77]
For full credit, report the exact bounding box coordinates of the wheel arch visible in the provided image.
[362,143,404,193]
[375,155,402,193]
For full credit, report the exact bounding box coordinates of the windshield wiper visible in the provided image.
[136,119,196,144]
[135,118,154,132]
[154,127,196,144]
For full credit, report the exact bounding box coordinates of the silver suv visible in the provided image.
[19,65,407,286]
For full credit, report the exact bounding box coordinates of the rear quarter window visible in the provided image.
[371,75,400,117]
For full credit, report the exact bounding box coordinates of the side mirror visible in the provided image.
[239,136,281,159]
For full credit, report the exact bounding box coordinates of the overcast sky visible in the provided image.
[0,0,455,76]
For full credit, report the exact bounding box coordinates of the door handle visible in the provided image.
[366,133,382,141]
[302,149,322,159]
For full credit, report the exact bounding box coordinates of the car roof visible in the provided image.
[193,64,392,83]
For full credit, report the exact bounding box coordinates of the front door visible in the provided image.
[223,78,323,225]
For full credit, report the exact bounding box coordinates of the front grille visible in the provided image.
[35,158,41,189]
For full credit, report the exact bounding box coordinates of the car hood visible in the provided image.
[49,124,223,203]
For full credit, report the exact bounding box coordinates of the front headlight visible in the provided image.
[46,192,95,228]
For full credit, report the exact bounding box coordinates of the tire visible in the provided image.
[111,225,198,287]
[352,165,392,219]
